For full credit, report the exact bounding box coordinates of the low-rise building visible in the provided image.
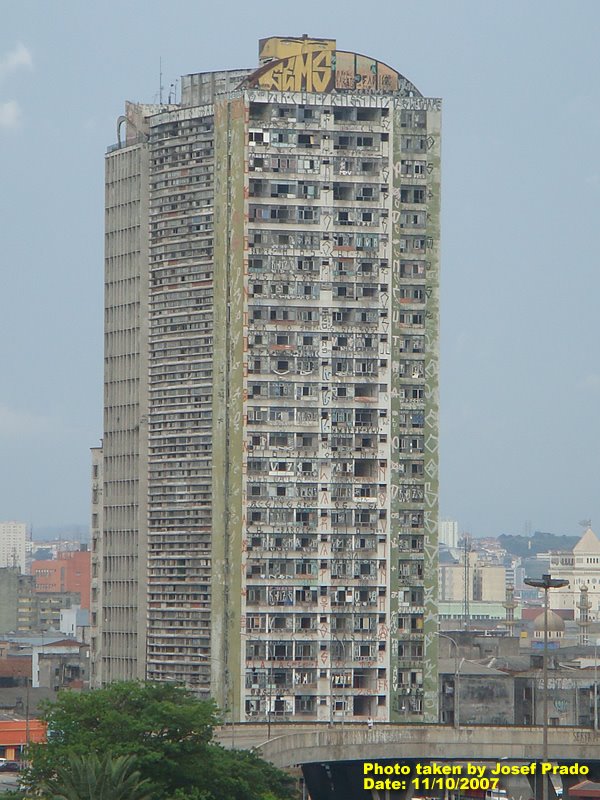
[60,605,89,642]
[514,668,597,728]
[437,631,600,729]
[37,592,81,631]
[0,717,46,761]
[439,600,522,625]
[31,546,91,609]
[438,658,514,726]
[32,640,88,690]
[0,634,89,692]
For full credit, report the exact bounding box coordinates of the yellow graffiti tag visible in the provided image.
[257,50,333,93]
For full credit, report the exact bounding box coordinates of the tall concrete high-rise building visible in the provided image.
[0,521,28,573]
[92,35,441,723]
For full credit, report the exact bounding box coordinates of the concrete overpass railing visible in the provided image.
[215,723,600,770]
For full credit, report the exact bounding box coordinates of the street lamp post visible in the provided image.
[524,574,569,800]
[595,640,598,732]
[592,638,600,731]
[434,632,460,729]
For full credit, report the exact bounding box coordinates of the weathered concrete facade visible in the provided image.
[0,569,38,633]
[94,36,440,723]
[94,131,150,684]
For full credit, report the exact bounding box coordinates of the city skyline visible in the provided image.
[1,1,600,538]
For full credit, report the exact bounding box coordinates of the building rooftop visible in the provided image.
[574,527,600,554]
[438,658,509,677]
[0,634,76,648]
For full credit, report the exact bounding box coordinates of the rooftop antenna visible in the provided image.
[159,57,164,105]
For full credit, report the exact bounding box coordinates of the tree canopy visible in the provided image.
[36,753,153,800]
[498,531,579,558]
[22,682,296,800]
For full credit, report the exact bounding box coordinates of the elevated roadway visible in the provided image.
[216,724,600,800]
[216,723,600,768]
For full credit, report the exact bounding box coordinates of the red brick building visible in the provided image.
[31,548,91,609]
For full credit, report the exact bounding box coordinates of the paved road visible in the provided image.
[0,773,20,793]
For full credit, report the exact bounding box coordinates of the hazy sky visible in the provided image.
[1,0,599,537]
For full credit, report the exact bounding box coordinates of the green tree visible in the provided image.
[23,682,295,800]
[36,753,153,800]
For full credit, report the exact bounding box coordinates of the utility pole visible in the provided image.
[25,676,30,749]
[462,535,471,630]
[266,660,273,740]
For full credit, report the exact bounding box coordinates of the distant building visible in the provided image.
[550,527,600,619]
[60,605,89,641]
[31,547,91,609]
[439,600,522,624]
[439,562,471,602]
[0,633,90,694]
[37,592,81,631]
[439,554,505,603]
[0,522,27,573]
[439,519,459,549]
[474,564,506,602]
[0,569,38,634]
[505,557,524,591]
[32,640,88,690]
